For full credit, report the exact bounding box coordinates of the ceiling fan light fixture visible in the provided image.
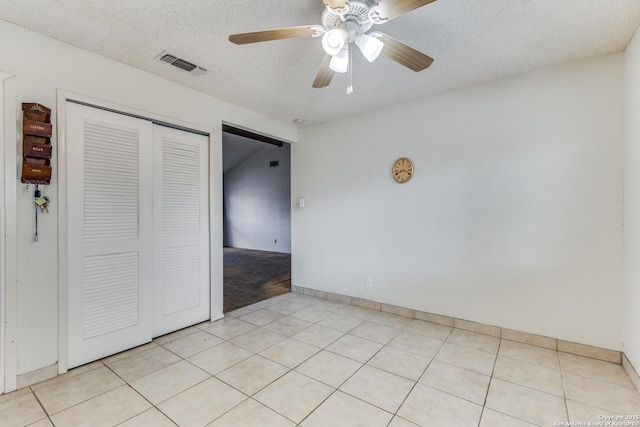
[356,33,384,62]
[322,28,348,55]
[329,47,349,73]
[229,0,438,92]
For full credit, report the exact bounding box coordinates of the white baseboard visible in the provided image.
[293,286,622,364]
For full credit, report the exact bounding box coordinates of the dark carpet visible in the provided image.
[223,247,291,313]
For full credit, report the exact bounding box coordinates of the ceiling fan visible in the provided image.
[229,0,437,94]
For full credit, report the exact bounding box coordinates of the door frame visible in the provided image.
[1,73,17,393]
[56,90,223,374]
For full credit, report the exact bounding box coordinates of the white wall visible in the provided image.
[624,26,640,371]
[224,143,291,253]
[0,20,297,376]
[293,53,624,350]
[0,73,5,393]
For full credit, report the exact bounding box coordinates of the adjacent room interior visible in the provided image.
[222,127,292,312]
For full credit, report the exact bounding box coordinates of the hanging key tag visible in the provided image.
[35,196,48,212]
[42,186,50,213]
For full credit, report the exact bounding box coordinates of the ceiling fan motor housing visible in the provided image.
[322,0,376,34]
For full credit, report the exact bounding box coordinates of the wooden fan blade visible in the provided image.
[323,0,348,10]
[374,32,433,71]
[312,55,334,88]
[230,26,322,44]
[375,0,437,21]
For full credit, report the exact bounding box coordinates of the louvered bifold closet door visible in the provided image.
[67,103,153,369]
[152,125,210,337]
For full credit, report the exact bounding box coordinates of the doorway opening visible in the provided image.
[222,125,291,313]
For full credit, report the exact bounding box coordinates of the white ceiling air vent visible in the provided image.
[155,51,207,75]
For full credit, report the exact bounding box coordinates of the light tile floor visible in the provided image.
[2,292,640,426]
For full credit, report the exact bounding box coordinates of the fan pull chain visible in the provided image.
[347,44,354,95]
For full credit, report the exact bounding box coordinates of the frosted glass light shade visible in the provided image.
[329,48,349,73]
[322,28,348,55]
[356,34,384,62]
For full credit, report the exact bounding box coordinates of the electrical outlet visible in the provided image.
[364,277,373,288]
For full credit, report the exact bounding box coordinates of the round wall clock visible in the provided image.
[392,157,414,183]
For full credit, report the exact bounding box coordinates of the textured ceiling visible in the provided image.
[1,0,640,126]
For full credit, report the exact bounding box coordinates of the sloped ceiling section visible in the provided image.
[223,132,270,174]
[1,0,639,125]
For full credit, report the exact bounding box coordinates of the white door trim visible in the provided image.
[56,90,222,373]
[1,73,18,393]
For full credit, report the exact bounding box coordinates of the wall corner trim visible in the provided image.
[3,74,18,394]
[623,353,640,393]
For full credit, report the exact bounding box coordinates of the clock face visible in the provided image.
[392,157,414,183]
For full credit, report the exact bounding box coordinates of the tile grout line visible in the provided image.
[477,335,502,427]
[258,318,346,425]
[241,313,341,426]
[198,393,250,426]
[27,385,53,426]
[426,330,572,426]
[479,337,555,427]
[260,299,406,424]
[125,331,252,426]
[558,347,571,424]
[33,365,140,423]
[206,318,346,425]
[117,384,178,427]
[383,326,453,425]
[295,388,338,425]
[425,334,502,405]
